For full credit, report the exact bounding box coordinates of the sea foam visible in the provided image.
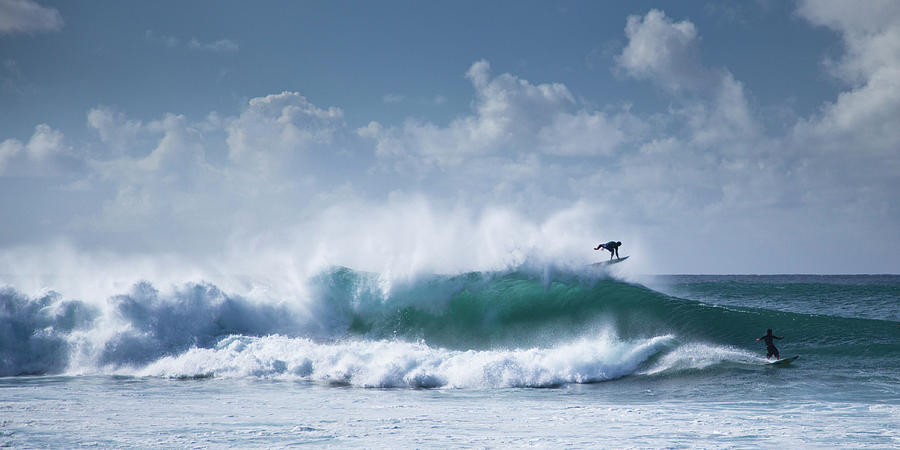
[132,334,676,388]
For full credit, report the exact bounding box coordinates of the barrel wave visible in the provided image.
[2,266,898,387]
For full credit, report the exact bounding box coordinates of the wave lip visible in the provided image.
[133,334,676,388]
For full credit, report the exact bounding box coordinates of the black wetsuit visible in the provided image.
[600,241,620,258]
[758,334,783,359]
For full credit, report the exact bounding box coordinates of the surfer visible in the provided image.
[755,329,784,359]
[594,241,622,259]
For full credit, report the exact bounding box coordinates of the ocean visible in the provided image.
[2,267,899,447]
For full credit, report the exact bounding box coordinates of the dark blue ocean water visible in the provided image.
[2,270,899,447]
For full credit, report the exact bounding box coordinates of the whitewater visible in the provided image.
[2,265,900,447]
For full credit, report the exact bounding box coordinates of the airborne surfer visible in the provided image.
[594,241,622,260]
[755,328,784,359]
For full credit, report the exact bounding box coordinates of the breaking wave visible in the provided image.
[2,266,896,385]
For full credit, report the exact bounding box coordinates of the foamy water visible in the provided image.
[3,271,900,447]
[2,375,898,448]
[124,334,678,388]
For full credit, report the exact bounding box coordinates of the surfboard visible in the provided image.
[589,256,630,267]
[767,355,798,366]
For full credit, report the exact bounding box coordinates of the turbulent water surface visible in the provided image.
[2,268,899,447]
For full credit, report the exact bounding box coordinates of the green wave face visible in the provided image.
[659,275,900,322]
[311,267,900,357]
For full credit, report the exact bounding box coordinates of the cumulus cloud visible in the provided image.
[615,7,759,146]
[83,111,235,253]
[616,9,710,93]
[25,123,65,160]
[0,137,22,171]
[88,106,144,154]
[537,110,632,157]
[550,8,789,235]
[614,7,759,151]
[360,59,634,174]
[357,10,766,227]
[64,92,363,256]
[0,123,82,175]
[778,0,900,234]
[87,107,207,179]
[0,0,62,34]
[793,0,900,156]
[225,91,344,174]
[1,6,898,274]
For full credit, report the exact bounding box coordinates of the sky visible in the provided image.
[1,0,899,280]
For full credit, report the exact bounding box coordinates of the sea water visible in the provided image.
[2,269,899,447]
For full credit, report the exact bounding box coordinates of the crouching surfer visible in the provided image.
[594,241,622,260]
[755,329,784,359]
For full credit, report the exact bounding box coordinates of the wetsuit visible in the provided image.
[758,333,783,359]
[600,241,620,258]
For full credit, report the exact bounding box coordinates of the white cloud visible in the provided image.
[796,0,900,41]
[537,110,632,156]
[67,94,351,247]
[145,30,239,52]
[357,11,765,227]
[0,137,22,172]
[566,9,786,228]
[87,113,213,224]
[83,112,232,251]
[615,10,761,154]
[144,30,180,48]
[188,37,239,52]
[780,0,900,231]
[360,59,633,173]
[139,114,207,173]
[0,0,62,34]
[1,7,898,273]
[793,0,900,157]
[25,123,65,160]
[680,72,758,149]
[225,91,344,174]
[88,106,143,154]
[86,111,209,185]
[616,9,710,93]
[0,123,81,176]
[615,8,761,152]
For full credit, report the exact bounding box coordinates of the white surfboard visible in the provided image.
[767,355,799,366]
[589,256,630,267]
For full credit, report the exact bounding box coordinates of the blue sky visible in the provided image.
[1,0,899,277]
[2,1,835,137]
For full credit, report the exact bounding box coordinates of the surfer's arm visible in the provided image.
[594,245,602,250]
[775,336,784,340]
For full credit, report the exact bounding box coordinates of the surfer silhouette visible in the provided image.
[755,329,784,359]
[594,241,622,259]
